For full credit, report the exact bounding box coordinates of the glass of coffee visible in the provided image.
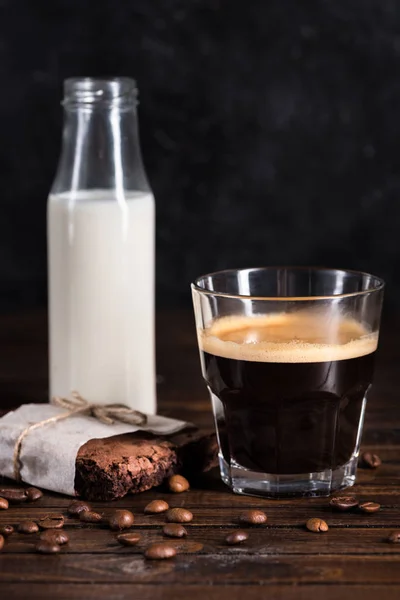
[192,267,384,498]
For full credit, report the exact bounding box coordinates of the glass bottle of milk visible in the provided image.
[48,78,155,413]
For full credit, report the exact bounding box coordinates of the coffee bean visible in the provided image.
[387,531,400,543]
[0,535,4,551]
[0,497,9,510]
[329,496,359,511]
[117,532,141,546]
[18,520,39,534]
[0,489,28,503]
[68,500,91,517]
[168,475,190,493]
[166,508,193,523]
[80,510,102,523]
[0,525,14,537]
[306,518,329,533]
[359,501,381,513]
[40,529,69,545]
[238,510,267,525]
[25,487,43,502]
[145,543,177,560]
[361,452,381,469]
[108,510,134,530]
[226,530,249,545]
[163,523,188,538]
[38,514,65,529]
[144,499,169,514]
[35,540,61,554]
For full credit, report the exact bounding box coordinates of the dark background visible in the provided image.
[0,0,398,310]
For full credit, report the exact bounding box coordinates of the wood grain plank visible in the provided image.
[1,460,400,507]
[1,584,400,600]
[1,504,400,528]
[3,554,400,584]
[1,527,399,555]
[0,487,399,509]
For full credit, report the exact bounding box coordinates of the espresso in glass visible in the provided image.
[192,267,384,498]
[199,311,377,477]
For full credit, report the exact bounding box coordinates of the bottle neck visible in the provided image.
[52,80,150,196]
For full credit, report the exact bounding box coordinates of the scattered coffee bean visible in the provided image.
[144,499,169,514]
[35,540,61,554]
[306,518,329,533]
[387,531,400,543]
[361,452,381,469]
[0,489,27,503]
[108,509,134,530]
[166,508,193,523]
[226,530,249,545]
[38,514,65,529]
[329,496,359,511]
[145,543,177,560]
[25,487,43,502]
[238,510,267,525]
[80,510,102,523]
[359,501,381,513]
[0,535,4,551]
[168,475,190,493]
[68,500,91,517]
[0,525,14,537]
[40,529,69,545]
[117,532,141,546]
[163,523,188,538]
[18,520,39,534]
[0,497,9,510]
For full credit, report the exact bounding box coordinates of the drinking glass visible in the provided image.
[192,267,384,498]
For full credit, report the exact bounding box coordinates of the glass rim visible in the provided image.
[63,77,138,107]
[191,266,385,301]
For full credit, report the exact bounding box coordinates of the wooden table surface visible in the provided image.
[0,310,400,600]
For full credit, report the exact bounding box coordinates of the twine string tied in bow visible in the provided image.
[13,391,147,481]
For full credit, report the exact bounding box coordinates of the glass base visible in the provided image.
[219,454,358,498]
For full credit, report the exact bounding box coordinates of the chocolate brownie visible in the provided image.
[75,430,217,500]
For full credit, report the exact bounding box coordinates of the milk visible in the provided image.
[48,189,155,413]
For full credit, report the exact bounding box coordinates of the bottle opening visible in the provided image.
[63,77,138,107]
